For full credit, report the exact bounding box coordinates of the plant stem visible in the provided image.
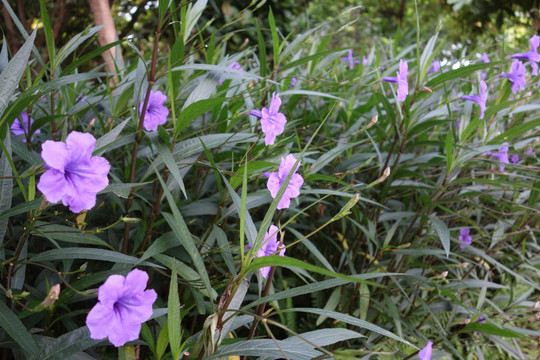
[122,24,161,254]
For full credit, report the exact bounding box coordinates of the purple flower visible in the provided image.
[428,60,440,73]
[526,148,533,156]
[341,49,360,70]
[266,154,304,210]
[139,90,169,131]
[257,225,286,278]
[37,131,110,213]
[86,269,157,347]
[511,35,540,76]
[11,110,40,142]
[461,80,487,119]
[499,60,526,94]
[382,59,408,101]
[418,341,433,360]
[510,154,519,164]
[474,316,485,335]
[219,62,243,85]
[249,92,287,146]
[486,142,509,171]
[290,77,297,87]
[362,55,368,66]
[458,228,472,249]
[482,53,490,63]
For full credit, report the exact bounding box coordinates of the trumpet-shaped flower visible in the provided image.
[11,110,40,142]
[458,228,472,249]
[266,154,304,210]
[139,90,169,131]
[341,49,360,69]
[418,341,433,360]
[382,59,408,101]
[511,35,540,75]
[461,80,487,119]
[486,142,509,171]
[249,92,287,146]
[499,60,526,94]
[86,269,157,347]
[37,131,110,213]
[257,225,286,278]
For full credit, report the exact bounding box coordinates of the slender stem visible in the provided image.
[122,24,162,254]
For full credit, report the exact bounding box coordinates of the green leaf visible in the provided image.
[268,7,280,67]
[210,339,322,360]
[176,97,226,133]
[0,199,42,221]
[39,0,55,68]
[118,345,136,360]
[31,222,113,248]
[243,273,401,311]
[168,268,182,360]
[29,326,102,360]
[29,248,158,267]
[286,308,414,347]
[156,322,169,360]
[0,132,13,243]
[0,28,36,121]
[154,140,187,198]
[464,323,523,338]
[94,118,130,156]
[429,214,450,257]
[0,300,39,357]
[255,20,267,77]
[55,25,103,69]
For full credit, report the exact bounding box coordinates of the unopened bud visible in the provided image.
[367,115,378,129]
[377,167,390,183]
[121,217,141,223]
[423,86,432,93]
[41,284,60,307]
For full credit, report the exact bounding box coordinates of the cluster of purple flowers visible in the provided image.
[458,228,472,249]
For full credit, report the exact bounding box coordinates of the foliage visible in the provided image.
[0,1,539,360]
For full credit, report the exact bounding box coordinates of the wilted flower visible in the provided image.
[418,341,433,360]
[486,142,509,171]
[428,60,440,73]
[341,49,360,69]
[382,59,408,101]
[11,110,40,142]
[257,225,286,278]
[139,90,169,131]
[249,92,287,146]
[499,60,526,94]
[455,118,461,130]
[511,34,540,75]
[40,284,60,308]
[86,269,157,347]
[461,80,487,119]
[266,154,304,210]
[37,131,110,213]
[458,228,472,249]
[219,62,243,85]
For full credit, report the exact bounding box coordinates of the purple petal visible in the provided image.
[419,341,433,360]
[66,132,97,164]
[269,92,282,114]
[37,169,66,204]
[123,269,150,299]
[41,140,69,171]
[97,274,125,306]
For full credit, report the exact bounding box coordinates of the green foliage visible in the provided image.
[0,1,539,360]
